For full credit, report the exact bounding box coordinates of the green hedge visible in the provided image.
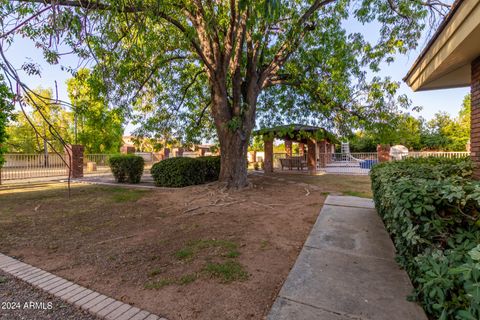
[151,157,204,187]
[108,154,145,184]
[370,157,480,320]
[196,156,221,182]
[151,156,221,187]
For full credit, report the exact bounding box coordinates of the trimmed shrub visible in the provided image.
[370,157,480,320]
[151,157,206,187]
[108,154,145,184]
[196,156,221,182]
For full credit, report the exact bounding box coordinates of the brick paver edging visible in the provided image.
[0,253,167,320]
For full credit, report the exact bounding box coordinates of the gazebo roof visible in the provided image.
[254,124,337,143]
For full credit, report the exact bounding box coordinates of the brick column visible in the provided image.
[317,140,327,168]
[377,144,391,162]
[120,145,135,154]
[307,139,316,173]
[248,151,257,163]
[163,148,170,159]
[65,144,84,178]
[175,148,184,157]
[264,136,274,173]
[285,139,293,157]
[471,57,480,179]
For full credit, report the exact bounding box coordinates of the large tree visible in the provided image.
[7,87,73,154]
[0,75,14,167]
[66,68,124,154]
[0,0,450,187]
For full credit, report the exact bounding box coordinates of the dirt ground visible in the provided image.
[0,174,371,320]
[270,172,373,198]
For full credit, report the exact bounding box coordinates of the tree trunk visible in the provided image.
[210,80,257,189]
[218,129,249,188]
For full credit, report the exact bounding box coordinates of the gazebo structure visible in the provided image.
[404,0,480,177]
[256,124,336,173]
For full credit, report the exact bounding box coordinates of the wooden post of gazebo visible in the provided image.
[285,139,293,157]
[307,139,316,173]
[299,143,305,156]
[263,136,274,173]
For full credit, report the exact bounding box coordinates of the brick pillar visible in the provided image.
[307,139,316,173]
[317,140,327,168]
[65,144,84,178]
[175,148,184,157]
[285,139,293,157]
[248,151,257,163]
[264,137,274,173]
[377,144,391,162]
[471,57,480,179]
[120,145,135,154]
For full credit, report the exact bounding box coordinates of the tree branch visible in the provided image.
[259,0,336,87]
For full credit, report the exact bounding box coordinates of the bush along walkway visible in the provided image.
[268,195,427,320]
[0,253,166,320]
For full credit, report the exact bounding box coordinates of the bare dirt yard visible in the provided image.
[0,174,371,320]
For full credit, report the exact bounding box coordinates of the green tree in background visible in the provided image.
[349,94,471,152]
[0,1,451,187]
[5,112,41,153]
[0,75,14,166]
[7,87,72,154]
[350,114,423,151]
[421,96,470,151]
[66,69,124,154]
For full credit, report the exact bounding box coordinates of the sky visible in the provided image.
[4,7,470,135]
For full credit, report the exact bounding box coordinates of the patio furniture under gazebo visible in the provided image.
[255,124,336,173]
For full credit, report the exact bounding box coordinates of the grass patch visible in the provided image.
[174,247,195,260]
[188,239,237,250]
[144,278,174,289]
[203,261,249,283]
[178,274,197,285]
[145,273,197,289]
[224,250,240,258]
[175,239,239,261]
[108,188,148,203]
[148,267,164,277]
[0,276,6,284]
[260,240,270,250]
[343,190,371,198]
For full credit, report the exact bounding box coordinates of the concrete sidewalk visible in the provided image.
[268,195,427,320]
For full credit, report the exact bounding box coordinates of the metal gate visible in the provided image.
[318,152,378,175]
[1,153,68,182]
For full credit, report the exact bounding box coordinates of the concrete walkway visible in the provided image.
[268,195,427,320]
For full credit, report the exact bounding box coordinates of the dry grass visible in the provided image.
[0,174,372,320]
[271,173,373,198]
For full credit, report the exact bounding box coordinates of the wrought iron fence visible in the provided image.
[402,151,470,159]
[317,152,378,175]
[1,153,68,182]
[83,154,114,173]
